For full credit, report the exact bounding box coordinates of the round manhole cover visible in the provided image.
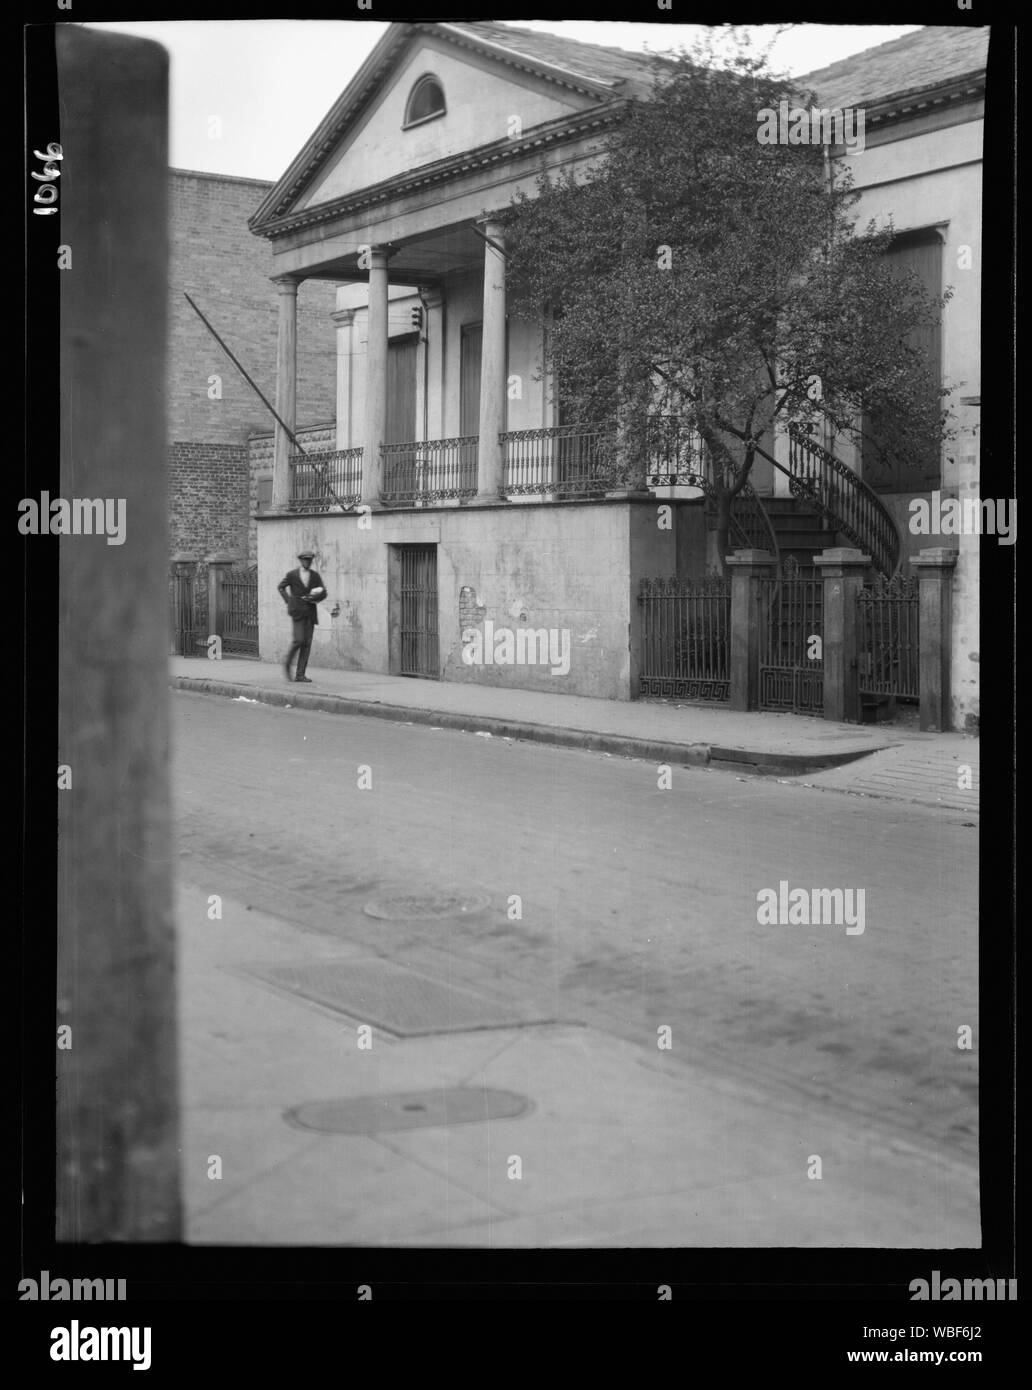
[363,891,490,921]
[285,1087,531,1134]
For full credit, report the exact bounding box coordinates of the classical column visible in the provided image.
[331,307,356,450]
[727,549,777,711]
[361,246,395,505]
[815,547,873,723]
[271,274,299,511]
[912,547,959,732]
[477,218,507,500]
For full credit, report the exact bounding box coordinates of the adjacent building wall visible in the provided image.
[168,169,338,444]
[831,108,982,728]
[167,169,339,591]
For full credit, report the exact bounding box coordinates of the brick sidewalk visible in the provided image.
[780,735,980,814]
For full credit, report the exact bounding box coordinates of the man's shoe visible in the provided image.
[295,676,313,683]
[284,667,294,683]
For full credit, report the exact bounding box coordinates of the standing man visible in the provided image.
[277,549,327,683]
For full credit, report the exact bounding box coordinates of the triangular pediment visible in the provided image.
[251,22,645,232]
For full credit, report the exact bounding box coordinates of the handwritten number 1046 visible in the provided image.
[32,142,63,215]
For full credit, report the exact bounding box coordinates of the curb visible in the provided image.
[171,676,888,775]
[708,744,883,775]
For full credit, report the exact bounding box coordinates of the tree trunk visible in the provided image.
[714,489,733,573]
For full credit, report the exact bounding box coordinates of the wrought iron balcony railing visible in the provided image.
[288,448,363,512]
[380,437,478,503]
[644,416,781,567]
[501,425,620,495]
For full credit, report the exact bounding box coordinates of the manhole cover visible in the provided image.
[363,891,490,920]
[236,958,556,1036]
[284,1087,531,1135]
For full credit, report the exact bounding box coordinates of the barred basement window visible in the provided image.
[403,75,446,129]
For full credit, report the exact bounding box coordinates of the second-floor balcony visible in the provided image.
[288,447,363,512]
[287,424,666,511]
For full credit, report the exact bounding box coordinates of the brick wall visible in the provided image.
[168,169,338,446]
[169,440,250,559]
[168,440,252,635]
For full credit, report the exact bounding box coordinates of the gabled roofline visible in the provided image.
[250,24,409,232]
[432,22,646,98]
[250,21,650,235]
[253,100,629,242]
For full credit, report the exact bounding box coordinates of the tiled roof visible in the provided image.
[444,21,672,96]
[801,25,988,110]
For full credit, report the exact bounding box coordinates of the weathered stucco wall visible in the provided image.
[257,500,672,699]
[830,108,983,730]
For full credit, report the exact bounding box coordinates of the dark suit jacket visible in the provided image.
[277,568,327,624]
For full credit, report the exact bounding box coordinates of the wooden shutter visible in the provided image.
[386,335,418,445]
[460,323,482,438]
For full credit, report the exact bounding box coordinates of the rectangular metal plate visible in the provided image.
[234,958,556,1037]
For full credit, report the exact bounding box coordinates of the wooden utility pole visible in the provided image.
[56,26,180,1240]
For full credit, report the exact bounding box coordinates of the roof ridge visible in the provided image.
[800,23,987,83]
[474,19,669,66]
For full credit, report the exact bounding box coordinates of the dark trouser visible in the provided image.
[286,615,314,678]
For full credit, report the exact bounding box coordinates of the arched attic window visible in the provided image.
[403,74,446,129]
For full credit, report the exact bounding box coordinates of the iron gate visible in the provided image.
[399,545,439,678]
[857,572,920,701]
[169,567,202,656]
[216,565,259,657]
[759,558,824,714]
[637,575,730,702]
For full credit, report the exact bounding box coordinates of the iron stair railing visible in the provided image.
[643,417,781,571]
[723,480,781,572]
[785,424,901,578]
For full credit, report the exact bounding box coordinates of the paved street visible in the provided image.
[172,690,979,1246]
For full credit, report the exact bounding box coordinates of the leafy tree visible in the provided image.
[504,28,954,567]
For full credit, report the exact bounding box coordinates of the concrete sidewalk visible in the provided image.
[177,881,978,1247]
[170,656,978,811]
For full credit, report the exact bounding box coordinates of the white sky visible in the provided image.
[80,20,922,183]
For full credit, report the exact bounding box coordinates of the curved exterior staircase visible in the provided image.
[644,417,902,578]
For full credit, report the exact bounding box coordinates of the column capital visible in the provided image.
[331,307,357,325]
[272,273,301,294]
[363,245,399,268]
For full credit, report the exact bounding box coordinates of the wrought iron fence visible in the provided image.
[217,564,259,657]
[288,449,363,512]
[169,567,204,656]
[638,574,731,702]
[502,425,619,495]
[857,572,920,700]
[380,437,478,503]
[758,556,824,714]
